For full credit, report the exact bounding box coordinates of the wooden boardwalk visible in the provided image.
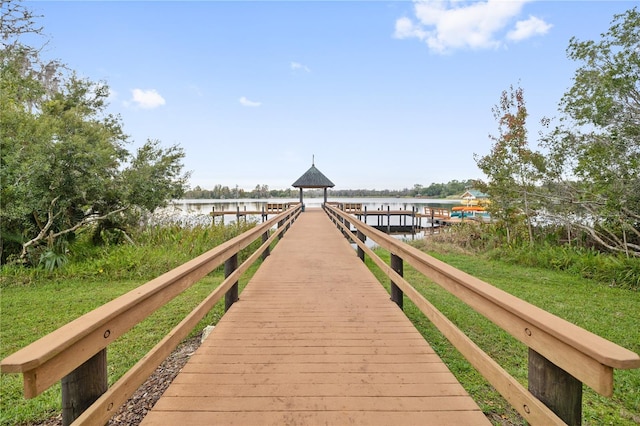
[141,208,490,425]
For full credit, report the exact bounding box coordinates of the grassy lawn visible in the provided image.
[0,270,249,425]
[366,243,640,425]
[0,221,264,424]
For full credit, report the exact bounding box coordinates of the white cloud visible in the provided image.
[130,88,166,109]
[239,96,261,107]
[395,0,550,54]
[291,61,311,72]
[507,15,553,41]
[394,17,428,40]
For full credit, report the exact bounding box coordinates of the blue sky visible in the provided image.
[29,1,634,191]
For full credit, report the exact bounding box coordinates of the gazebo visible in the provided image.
[292,160,335,207]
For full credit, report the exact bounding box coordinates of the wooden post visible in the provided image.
[61,349,107,426]
[344,218,350,238]
[357,230,366,261]
[390,254,403,310]
[224,254,238,311]
[387,206,391,234]
[262,230,270,260]
[528,348,582,425]
[411,207,415,235]
[431,209,435,234]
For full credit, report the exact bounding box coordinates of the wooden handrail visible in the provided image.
[324,203,640,424]
[1,204,301,424]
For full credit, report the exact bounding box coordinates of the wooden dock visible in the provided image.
[141,208,490,425]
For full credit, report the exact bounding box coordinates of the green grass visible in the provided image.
[0,274,229,424]
[365,243,640,425]
[0,221,262,425]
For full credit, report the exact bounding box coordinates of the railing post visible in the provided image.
[431,209,435,234]
[357,230,366,262]
[390,253,403,310]
[61,349,107,426]
[412,206,416,235]
[224,254,238,311]
[528,348,582,425]
[387,206,391,234]
[262,230,270,260]
[277,219,284,240]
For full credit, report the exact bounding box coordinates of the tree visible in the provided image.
[0,0,190,265]
[541,7,639,256]
[475,85,544,244]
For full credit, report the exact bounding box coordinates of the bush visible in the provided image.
[1,220,260,286]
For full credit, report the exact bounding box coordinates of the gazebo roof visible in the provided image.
[292,163,335,189]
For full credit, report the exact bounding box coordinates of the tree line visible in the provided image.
[184,180,474,200]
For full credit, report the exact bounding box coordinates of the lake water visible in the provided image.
[167,197,461,216]
[158,198,463,244]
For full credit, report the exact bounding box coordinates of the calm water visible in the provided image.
[159,198,463,244]
[168,197,461,216]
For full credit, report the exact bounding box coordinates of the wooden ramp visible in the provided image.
[141,208,490,425]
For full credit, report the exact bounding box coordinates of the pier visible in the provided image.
[2,204,639,425]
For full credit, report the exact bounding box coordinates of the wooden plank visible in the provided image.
[152,395,481,411]
[180,362,452,374]
[172,371,459,385]
[194,345,435,355]
[141,208,489,425]
[142,410,489,426]
[194,338,430,347]
[161,383,472,397]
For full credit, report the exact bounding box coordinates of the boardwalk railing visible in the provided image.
[210,202,292,224]
[1,204,302,426]
[324,203,640,426]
